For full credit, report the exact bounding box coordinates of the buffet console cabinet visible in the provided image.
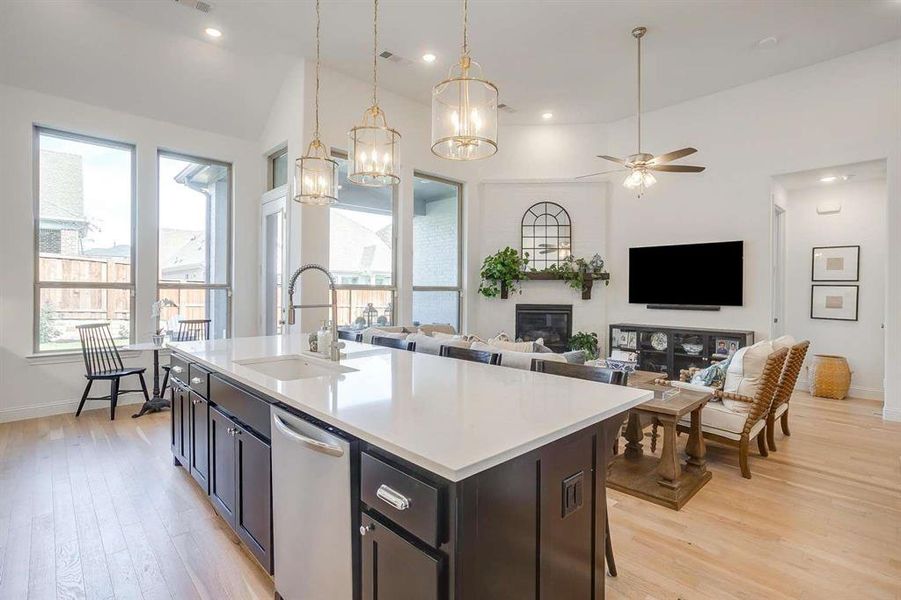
[170,350,626,599]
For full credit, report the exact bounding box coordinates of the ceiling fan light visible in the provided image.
[623,169,656,193]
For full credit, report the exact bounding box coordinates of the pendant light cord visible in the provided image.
[462,0,469,57]
[314,0,321,140]
[636,31,641,154]
[372,0,378,106]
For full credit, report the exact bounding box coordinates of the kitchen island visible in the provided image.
[168,335,651,600]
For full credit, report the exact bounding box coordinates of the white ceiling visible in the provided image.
[2,0,899,141]
[775,159,888,191]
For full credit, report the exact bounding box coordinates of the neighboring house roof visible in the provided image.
[159,228,205,279]
[329,210,391,275]
[83,244,131,259]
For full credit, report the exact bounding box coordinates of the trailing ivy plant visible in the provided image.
[544,254,610,290]
[568,331,600,361]
[478,247,529,298]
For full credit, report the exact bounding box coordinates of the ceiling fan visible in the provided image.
[578,26,705,196]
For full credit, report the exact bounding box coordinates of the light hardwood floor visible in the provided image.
[0,393,898,599]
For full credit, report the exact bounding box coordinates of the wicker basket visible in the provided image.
[808,354,852,400]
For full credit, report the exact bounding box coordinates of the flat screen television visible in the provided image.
[629,241,743,307]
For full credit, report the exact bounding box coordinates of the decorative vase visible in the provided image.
[808,354,851,400]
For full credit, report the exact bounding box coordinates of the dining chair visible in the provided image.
[530,358,625,577]
[371,336,416,351]
[76,323,150,420]
[766,340,810,451]
[161,319,211,393]
[338,329,363,342]
[439,345,501,365]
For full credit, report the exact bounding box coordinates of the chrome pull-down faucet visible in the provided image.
[286,264,344,362]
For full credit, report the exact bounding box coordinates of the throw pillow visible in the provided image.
[429,330,463,341]
[562,350,587,364]
[771,334,797,352]
[723,339,775,412]
[488,338,538,352]
[470,341,566,371]
[406,333,471,355]
[690,354,733,389]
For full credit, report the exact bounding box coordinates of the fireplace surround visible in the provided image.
[515,304,573,353]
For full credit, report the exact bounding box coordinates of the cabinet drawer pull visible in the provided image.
[192,397,201,405]
[359,523,375,536]
[376,484,411,511]
[172,366,184,374]
[191,376,203,385]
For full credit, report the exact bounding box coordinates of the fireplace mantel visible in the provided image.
[499,272,610,300]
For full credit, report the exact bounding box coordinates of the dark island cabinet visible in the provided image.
[360,513,440,600]
[235,421,272,572]
[208,404,273,573]
[209,405,238,528]
[170,382,189,467]
[188,391,210,491]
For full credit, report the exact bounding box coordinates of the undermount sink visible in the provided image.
[234,354,356,381]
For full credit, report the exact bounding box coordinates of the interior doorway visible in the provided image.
[260,192,287,336]
[772,160,887,400]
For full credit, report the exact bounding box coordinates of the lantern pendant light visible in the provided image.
[294,0,339,205]
[348,0,401,187]
[430,0,498,161]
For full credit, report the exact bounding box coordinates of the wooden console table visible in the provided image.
[607,386,712,510]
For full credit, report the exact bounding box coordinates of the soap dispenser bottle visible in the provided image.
[318,320,332,358]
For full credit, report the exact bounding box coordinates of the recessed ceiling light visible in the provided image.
[541,112,553,120]
[820,175,850,183]
[756,36,778,49]
[204,27,222,38]
[422,53,437,63]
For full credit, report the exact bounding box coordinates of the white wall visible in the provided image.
[783,179,886,399]
[0,84,262,422]
[472,182,609,347]
[599,41,899,417]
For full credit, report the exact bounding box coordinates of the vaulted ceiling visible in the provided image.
[2,0,898,141]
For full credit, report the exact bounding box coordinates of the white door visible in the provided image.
[261,192,288,335]
[772,204,786,337]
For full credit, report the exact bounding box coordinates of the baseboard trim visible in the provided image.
[0,395,145,424]
[883,407,901,422]
[795,377,884,401]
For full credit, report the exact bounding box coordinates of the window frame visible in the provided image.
[267,146,289,191]
[329,149,398,327]
[32,126,138,354]
[411,171,464,330]
[156,149,234,338]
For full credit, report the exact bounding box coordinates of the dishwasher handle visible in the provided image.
[273,413,345,458]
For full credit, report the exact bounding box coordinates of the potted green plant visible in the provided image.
[568,331,600,361]
[478,247,529,299]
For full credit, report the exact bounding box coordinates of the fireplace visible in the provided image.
[515,304,573,353]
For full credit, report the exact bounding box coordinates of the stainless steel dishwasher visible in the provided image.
[271,405,354,600]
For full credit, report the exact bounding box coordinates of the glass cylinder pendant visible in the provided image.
[348,106,401,187]
[431,56,498,161]
[294,139,338,205]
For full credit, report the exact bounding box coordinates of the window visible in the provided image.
[329,153,396,330]
[412,173,462,331]
[34,128,135,353]
[158,152,232,339]
[269,147,288,190]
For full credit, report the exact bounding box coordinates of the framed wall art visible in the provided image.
[811,245,859,281]
[810,284,859,321]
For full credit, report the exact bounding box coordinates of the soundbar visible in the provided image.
[647,304,721,311]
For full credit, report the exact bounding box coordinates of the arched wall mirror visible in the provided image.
[521,201,572,270]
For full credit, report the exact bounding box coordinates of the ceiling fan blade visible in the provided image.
[648,147,697,165]
[575,168,629,180]
[647,164,706,173]
[597,155,627,165]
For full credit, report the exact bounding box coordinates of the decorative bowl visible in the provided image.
[683,343,704,355]
[604,359,638,373]
[650,332,668,351]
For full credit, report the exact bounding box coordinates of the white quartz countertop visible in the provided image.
[171,335,652,482]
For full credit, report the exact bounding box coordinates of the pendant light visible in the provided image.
[294,0,339,205]
[348,0,401,187]
[430,0,498,161]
